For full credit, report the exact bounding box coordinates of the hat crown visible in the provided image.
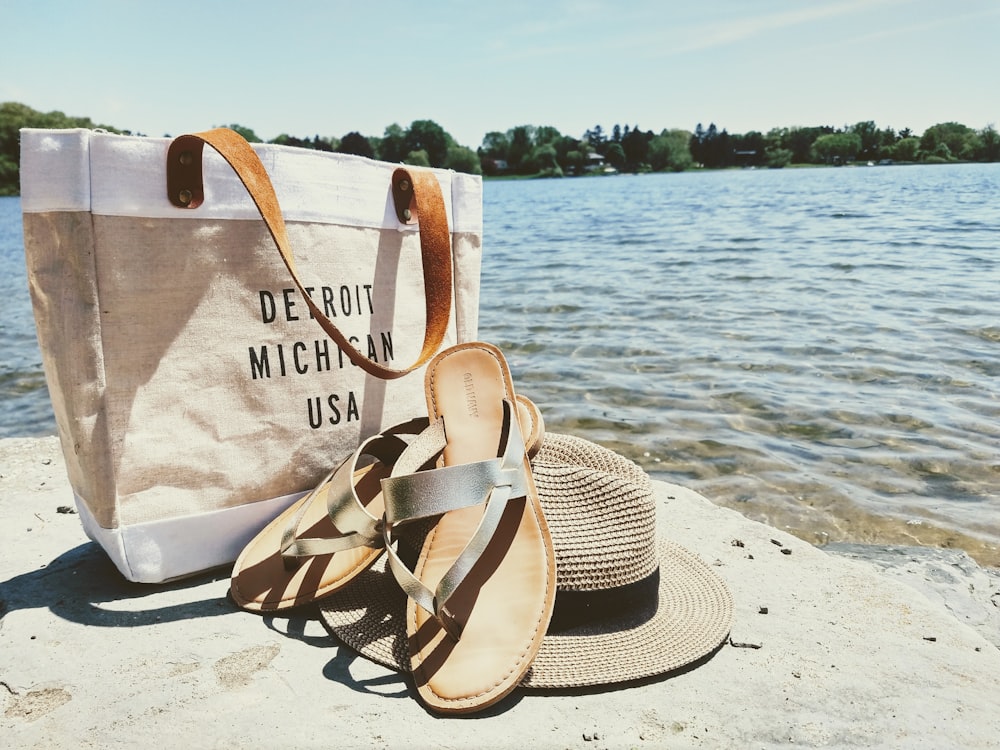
[531,434,658,592]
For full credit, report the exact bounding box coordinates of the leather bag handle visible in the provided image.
[166,127,453,380]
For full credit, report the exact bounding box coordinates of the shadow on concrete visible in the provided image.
[0,541,232,626]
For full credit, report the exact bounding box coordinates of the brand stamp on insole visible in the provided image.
[463,372,479,417]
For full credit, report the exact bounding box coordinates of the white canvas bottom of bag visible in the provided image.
[74,490,303,583]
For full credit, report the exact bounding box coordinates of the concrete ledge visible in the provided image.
[2,437,999,748]
[823,542,1000,649]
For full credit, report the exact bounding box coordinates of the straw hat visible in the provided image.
[319,432,733,689]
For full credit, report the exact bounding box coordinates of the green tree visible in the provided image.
[444,145,482,175]
[404,120,449,168]
[404,149,430,167]
[604,142,626,171]
[337,132,374,158]
[311,134,337,152]
[701,125,733,168]
[0,153,17,196]
[977,124,1000,162]
[784,126,834,163]
[889,137,920,162]
[812,133,861,164]
[534,125,562,147]
[553,135,584,173]
[765,148,792,168]
[649,129,693,172]
[506,125,535,173]
[850,120,880,161]
[878,126,898,154]
[585,124,607,153]
[920,122,976,162]
[621,126,652,170]
[733,131,766,166]
[377,123,407,163]
[479,131,510,160]
[690,123,706,164]
[764,128,792,168]
[523,144,561,176]
[564,149,587,175]
[695,123,724,166]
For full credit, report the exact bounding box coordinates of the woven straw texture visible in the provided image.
[319,432,733,688]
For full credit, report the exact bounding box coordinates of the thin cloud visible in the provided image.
[486,0,914,63]
[667,0,913,55]
[815,5,1000,50]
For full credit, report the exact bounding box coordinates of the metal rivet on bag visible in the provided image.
[177,189,193,206]
[178,150,194,166]
[398,179,410,192]
[402,208,412,221]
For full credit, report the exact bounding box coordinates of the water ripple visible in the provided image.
[481,163,1000,564]
[3,164,1000,565]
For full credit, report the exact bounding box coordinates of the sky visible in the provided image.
[3,0,999,149]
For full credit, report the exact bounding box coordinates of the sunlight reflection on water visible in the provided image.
[479,164,1000,564]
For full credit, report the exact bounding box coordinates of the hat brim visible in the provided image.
[318,503,733,689]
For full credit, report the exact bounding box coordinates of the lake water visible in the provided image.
[2,163,999,565]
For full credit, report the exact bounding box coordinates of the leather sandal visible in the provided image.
[380,342,556,714]
[230,396,545,613]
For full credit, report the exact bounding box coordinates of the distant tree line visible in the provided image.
[223,119,481,175]
[485,119,1000,176]
[0,102,479,195]
[478,123,697,176]
[2,101,999,195]
[687,120,1000,169]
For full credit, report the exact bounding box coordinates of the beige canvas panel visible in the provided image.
[27,211,480,528]
[23,211,116,517]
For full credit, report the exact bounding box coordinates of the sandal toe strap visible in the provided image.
[278,420,426,568]
[380,399,530,638]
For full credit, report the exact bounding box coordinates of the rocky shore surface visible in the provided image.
[2,436,998,749]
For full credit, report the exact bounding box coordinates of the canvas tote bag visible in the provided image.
[20,127,482,583]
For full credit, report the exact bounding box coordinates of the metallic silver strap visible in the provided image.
[279,419,427,568]
[282,528,381,559]
[382,457,524,524]
[391,417,447,476]
[381,399,530,639]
